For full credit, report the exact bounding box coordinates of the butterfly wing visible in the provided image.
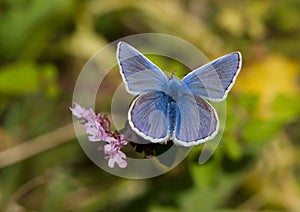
[128,90,170,143]
[117,42,168,95]
[182,52,242,101]
[173,92,219,147]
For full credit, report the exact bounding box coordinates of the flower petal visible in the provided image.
[71,102,128,169]
[70,103,87,118]
[114,151,127,168]
[108,157,115,168]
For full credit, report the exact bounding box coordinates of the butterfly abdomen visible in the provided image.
[168,99,179,139]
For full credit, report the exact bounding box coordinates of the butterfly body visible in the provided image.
[117,42,242,146]
[167,99,178,139]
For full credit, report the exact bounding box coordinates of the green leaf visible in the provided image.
[150,206,178,212]
[272,94,300,123]
[0,0,77,60]
[224,136,242,160]
[0,62,59,96]
[189,162,217,189]
[177,173,242,211]
[0,63,39,95]
[242,119,281,143]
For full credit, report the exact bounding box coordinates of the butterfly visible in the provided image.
[116,42,242,147]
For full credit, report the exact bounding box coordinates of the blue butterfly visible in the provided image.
[117,42,242,147]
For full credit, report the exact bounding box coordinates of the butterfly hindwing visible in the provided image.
[128,90,170,143]
[182,52,242,101]
[117,42,168,95]
[173,92,219,146]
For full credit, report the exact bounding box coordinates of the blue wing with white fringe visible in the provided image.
[128,91,170,143]
[117,42,168,95]
[182,52,242,101]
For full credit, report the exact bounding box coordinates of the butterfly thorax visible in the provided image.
[166,75,181,101]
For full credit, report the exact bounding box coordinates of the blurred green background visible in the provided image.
[0,0,300,211]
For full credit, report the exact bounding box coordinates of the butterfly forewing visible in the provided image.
[182,52,242,101]
[117,42,168,95]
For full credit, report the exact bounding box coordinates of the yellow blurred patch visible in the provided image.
[233,55,299,118]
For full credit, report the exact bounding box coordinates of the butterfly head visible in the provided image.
[172,70,177,77]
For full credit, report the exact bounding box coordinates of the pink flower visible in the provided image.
[70,103,108,142]
[85,124,108,142]
[70,102,128,168]
[106,149,127,168]
[84,109,101,128]
[69,103,88,119]
[104,136,128,168]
